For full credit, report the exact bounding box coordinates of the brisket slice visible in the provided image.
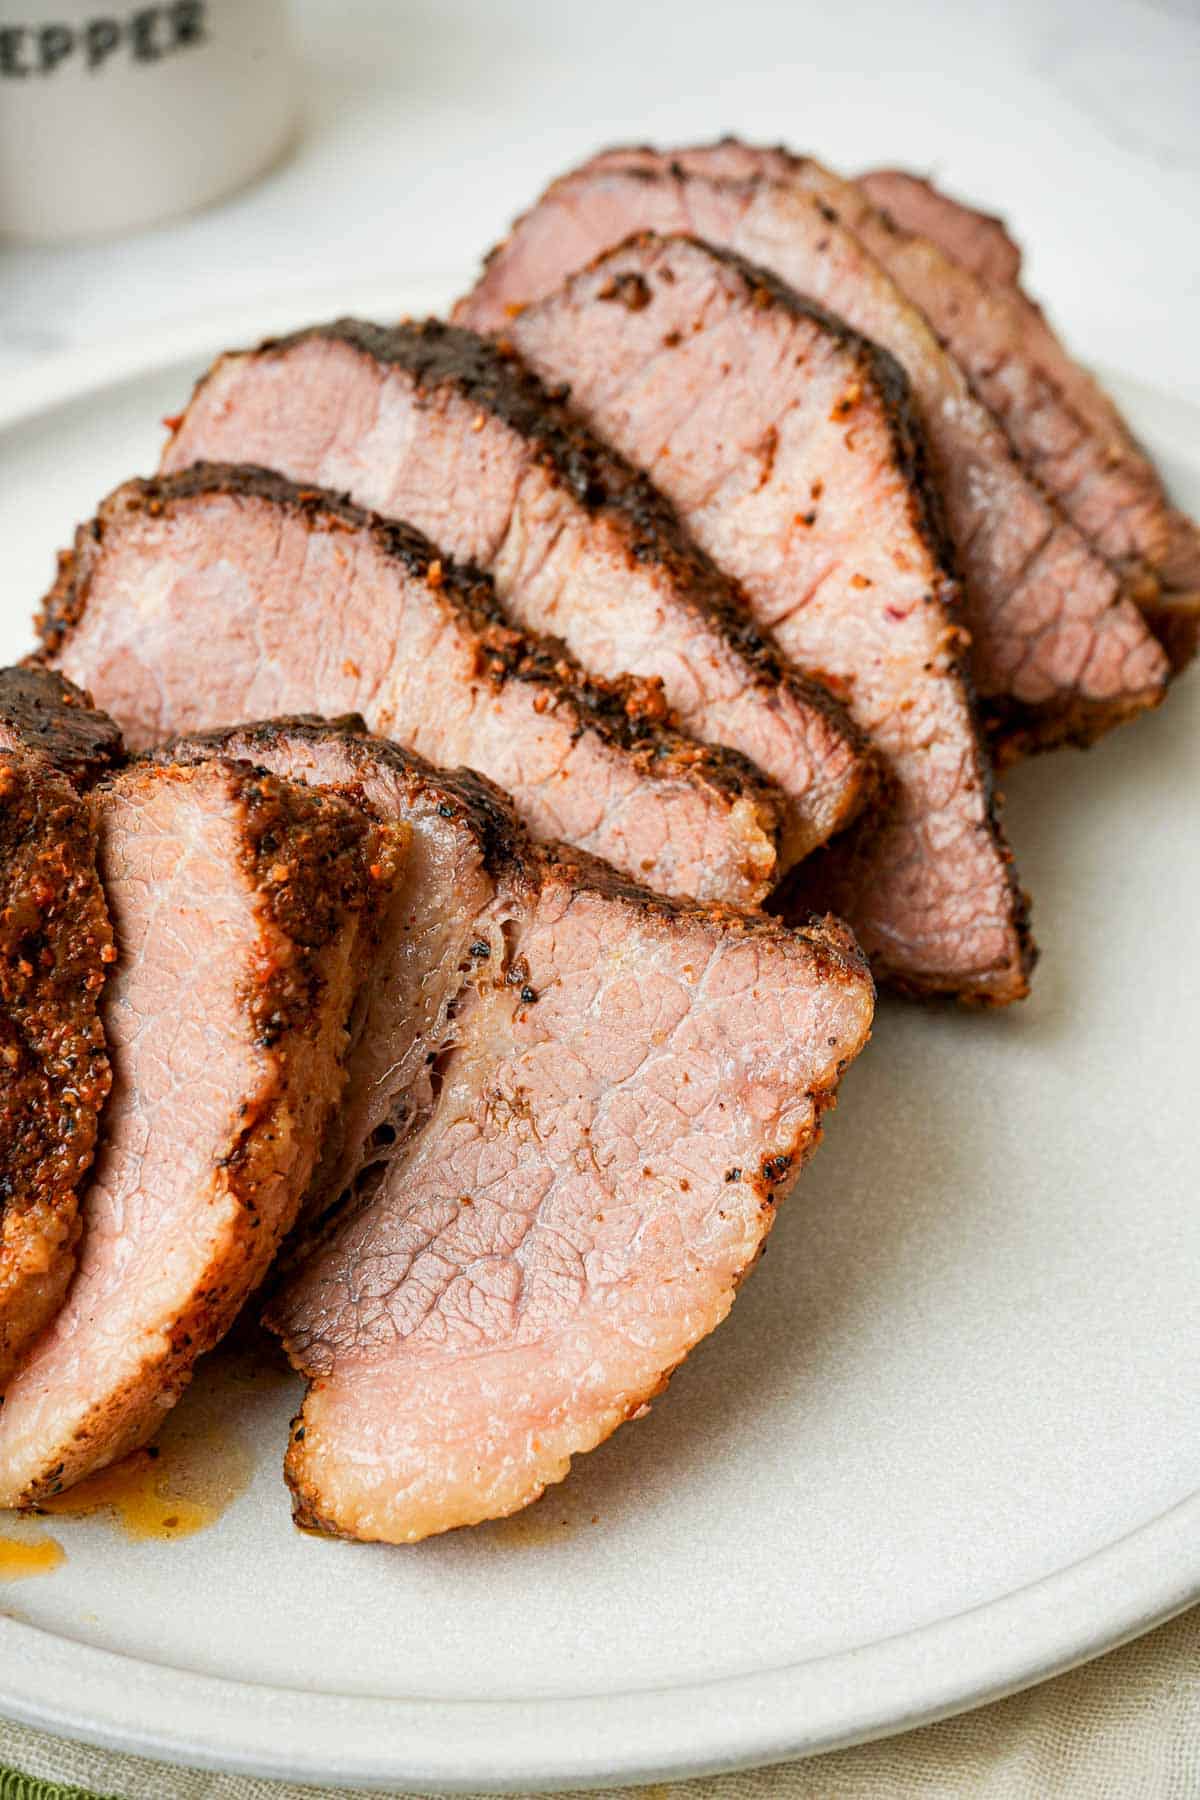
[0,758,403,1506]
[0,752,112,1394]
[0,666,123,790]
[856,167,1200,665]
[858,169,1024,287]
[161,319,873,869]
[503,232,1034,1002]
[37,466,787,909]
[190,720,875,1542]
[157,718,527,1252]
[458,158,1168,753]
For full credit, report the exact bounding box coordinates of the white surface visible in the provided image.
[0,305,1197,1792]
[0,0,1197,399]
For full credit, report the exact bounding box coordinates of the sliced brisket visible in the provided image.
[157,718,526,1250]
[0,750,112,1393]
[161,319,872,869]
[857,169,1024,286]
[37,466,787,908]
[770,151,1200,667]
[196,719,876,1541]
[0,758,402,1505]
[458,156,1168,751]
[501,232,1033,1001]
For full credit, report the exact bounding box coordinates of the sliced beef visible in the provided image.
[501,233,1034,1002]
[579,144,1200,656]
[859,163,1200,662]
[458,157,1168,752]
[37,466,787,909]
[161,320,873,870]
[0,666,123,790]
[157,718,526,1250]
[858,169,1024,286]
[184,720,875,1541]
[0,752,112,1394]
[0,758,403,1506]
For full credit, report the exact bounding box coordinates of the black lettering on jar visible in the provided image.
[130,7,164,61]
[38,25,76,73]
[0,26,30,76]
[169,0,207,50]
[2,4,210,79]
[85,20,122,69]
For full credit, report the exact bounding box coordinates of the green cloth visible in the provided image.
[0,1775,118,1800]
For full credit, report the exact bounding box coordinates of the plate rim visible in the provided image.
[0,305,1197,1794]
[2,1490,1197,1792]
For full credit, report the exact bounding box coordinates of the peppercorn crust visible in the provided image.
[0,751,113,1393]
[0,757,406,1504]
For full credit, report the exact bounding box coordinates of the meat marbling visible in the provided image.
[169,719,874,1542]
[458,154,1168,751]
[38,465,789,909]
[0,757,403,1505]
[160,317,873,869]
[858,164,1200,665]
[158,718,528,1250]
[496,232,1033,1001]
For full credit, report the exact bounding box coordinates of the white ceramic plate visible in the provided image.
[0,286,1197,1795]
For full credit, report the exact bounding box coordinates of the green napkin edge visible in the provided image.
[0,1768,116,1800]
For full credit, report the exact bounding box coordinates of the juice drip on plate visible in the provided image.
[0,1533,64,1581]
[38,1446,218,1540]
[33,1327,274,1542]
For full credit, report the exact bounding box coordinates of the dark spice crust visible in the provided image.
[640,146,1193,713]
[567,232,1034,1003]
[17,759,403,1503]
[249,315,869,768]
[152,715,874,984]
[36,463,788,846]
[0,665,123,789]
[226,759,404,1055]
[981,688,1165,767]
[473,154,1163,752]
[153,715,534,893]
[0,752,113,1392]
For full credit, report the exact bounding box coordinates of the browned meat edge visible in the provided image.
[155,711,853,946]
[241,314,872,775]
[857,167,1024,286]
[34,463,793,833]
[510,229,1034,1001]
[226,762,401,1053]
[665,233,1035,999]
[0,754,113,1390]
[0,666,123,789]
[154,712,534,894]
[856,164,1200,673]
[21,759,401,1505]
